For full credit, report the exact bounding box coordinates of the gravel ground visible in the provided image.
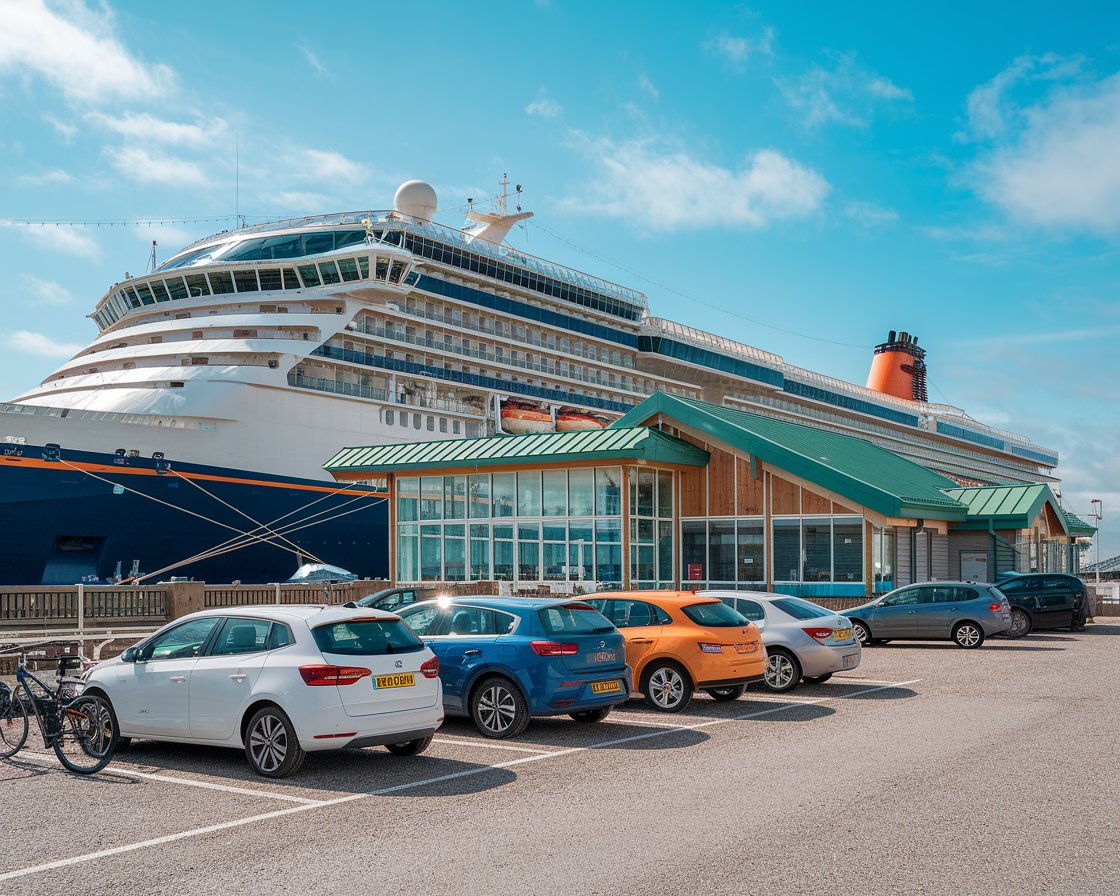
[2,623,1117,895]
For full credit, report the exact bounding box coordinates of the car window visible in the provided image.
[1041,577,1072,592]
[211,618,272,655]
[538,603,615,635]
[312,619,425,656]
[589,599,656,628]
[445,606,518,636]
[681,601,750,627]
[770,597,832,619]
[267,623,293,649]
[996,577,1026,593]
[879,589,923,607]
[144,617,221,661]
[398,605,448,636]
[730,599,766,622]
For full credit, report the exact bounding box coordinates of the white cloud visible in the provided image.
[638,73,659,101]
[86,112,228,148]
[289,148,368,185]
[0,0,175,103]
[18,274,72,306]
[970,71,1120,232]
[44,114,77,140]
[7,222,101,260]
[15,168,72,186]
[568,135,829,231]
[105,146,209,188]
[704,28,774,71]
[780,52,913,127]
[844,201,899,227]
[957,53,1084,142]
[5,330,83,358]
[300,45,328,77]
[275,190,332,211]
[526,90,563,119]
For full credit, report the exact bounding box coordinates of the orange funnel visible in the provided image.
[866,330,928,402]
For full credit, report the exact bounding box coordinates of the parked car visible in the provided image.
[396,597,630,738]
[83,606,444,778]
[843,582,1012,649]
[584,591,766,712]
[702,591,861,692]
[356,586,438,613]
[993,572,1085,637]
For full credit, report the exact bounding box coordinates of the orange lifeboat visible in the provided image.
[555,407,610,432]
[500,399,553,434]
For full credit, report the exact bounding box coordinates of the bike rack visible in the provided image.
[0,627,160,661]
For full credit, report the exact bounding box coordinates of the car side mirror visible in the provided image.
[121,646,138,663]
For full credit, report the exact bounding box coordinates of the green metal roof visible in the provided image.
[941,484,1083,534]
[1061,508,1097,536]
[612,393,968,520]
[324,426,710,474]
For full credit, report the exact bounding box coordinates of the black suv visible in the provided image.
[354,586,437,612]
[995,573,1085,637]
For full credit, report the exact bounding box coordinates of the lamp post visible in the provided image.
[1090,499,1103,584]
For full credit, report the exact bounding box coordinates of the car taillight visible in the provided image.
[802,627,834,643]
[698,643,724,653]
[298,664,371,686]
[989,603,1002,612]
[530,641,579,656]
[420,656,440,678]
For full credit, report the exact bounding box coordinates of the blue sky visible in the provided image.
[1,0,1117,560]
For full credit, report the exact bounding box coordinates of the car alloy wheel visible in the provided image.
[763,653,800,692]
[644,663,692,712]
[1006,608,1031,639]
[851,621,872,647]
[248,712,289,774]
[953,622,984,649]
[476,682,518,736]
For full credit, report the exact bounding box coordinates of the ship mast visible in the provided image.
[463,174,533,245]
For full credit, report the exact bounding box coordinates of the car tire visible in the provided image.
[851,621,873,647]
[642,662,693,713]
[569,707,612,723]
[470,676,530,739]
[802,674,832,685]
[762,650,802,693]
[1005,608,1032,639]
[705,684,746,701]
[244,705,306,778]
[952,621,985,649]
[385,735,433,756]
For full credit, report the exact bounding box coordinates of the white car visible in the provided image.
[83,605,444,777]
[702,592,861,693]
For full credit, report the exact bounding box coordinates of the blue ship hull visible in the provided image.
[0,444,388,585]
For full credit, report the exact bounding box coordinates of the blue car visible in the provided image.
[396,597,631,738]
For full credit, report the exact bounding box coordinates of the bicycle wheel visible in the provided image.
[0,686,29,759]
[53,695,114,775]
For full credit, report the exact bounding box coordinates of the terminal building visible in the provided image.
[325,393,1094,597]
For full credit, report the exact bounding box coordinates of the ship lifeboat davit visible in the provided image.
[555,407,610,432]
[865,329,928,402]
[500,399,553,434]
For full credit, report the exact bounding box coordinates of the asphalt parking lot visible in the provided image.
[3,624,1118,896]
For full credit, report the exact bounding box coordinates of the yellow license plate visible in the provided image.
[591,680,621,694]
[834,628,851,641]
[373,673,415,689]
[734,643,758,654]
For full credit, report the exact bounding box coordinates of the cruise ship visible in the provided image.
[0,179,1059,585]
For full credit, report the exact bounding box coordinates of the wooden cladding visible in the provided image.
[736,457,764,515]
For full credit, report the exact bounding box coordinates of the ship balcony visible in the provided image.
[288,372,484,417]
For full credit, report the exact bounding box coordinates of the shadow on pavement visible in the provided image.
[840,687,919,701]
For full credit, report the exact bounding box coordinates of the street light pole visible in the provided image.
[1091,499,1103,585]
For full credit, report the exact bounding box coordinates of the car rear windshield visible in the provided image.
[538,603,615,635]
[312,619,424,656]
[770,598,833,620]
[681,601,749,627]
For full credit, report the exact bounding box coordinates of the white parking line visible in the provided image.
[599,716,691,728]
[0,678,919,884]
[432,738,557,754]
[12,751,323,805]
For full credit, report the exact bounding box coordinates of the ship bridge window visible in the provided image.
[135,283,155,305]
[258,268,282,291]
[282,268,301,289]
[166,277,189,300]
[298,264,321,287]
[337,258,360,282]
[157,243,230,271]
[208,270,235,294]
[376,257,390,280]
[318,262,341,285]
[185,274,210,297]
[357,257,369,278]
[234,270,259,292]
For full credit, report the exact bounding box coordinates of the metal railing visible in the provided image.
[0,587,167,625]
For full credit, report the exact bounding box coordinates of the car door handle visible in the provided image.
[907,611,917,615]
[229,673,248,682]
[630,638,654,644]
[463,649,482,657]
[169,675,186,683]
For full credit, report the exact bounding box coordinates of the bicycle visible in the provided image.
[0,644,116,775]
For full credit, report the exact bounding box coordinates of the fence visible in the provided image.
[0,586,167,626]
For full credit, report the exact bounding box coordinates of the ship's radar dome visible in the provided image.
[394,180,437,222]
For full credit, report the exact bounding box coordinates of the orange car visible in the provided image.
[584,591,766,713]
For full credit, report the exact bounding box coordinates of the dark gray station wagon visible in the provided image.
[843,582,1012,649]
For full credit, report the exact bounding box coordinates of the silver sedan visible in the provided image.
[701,592,861,693]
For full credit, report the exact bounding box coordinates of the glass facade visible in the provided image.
[628,468,674,589]
[871,525,895,593]
[396,467,630,587]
